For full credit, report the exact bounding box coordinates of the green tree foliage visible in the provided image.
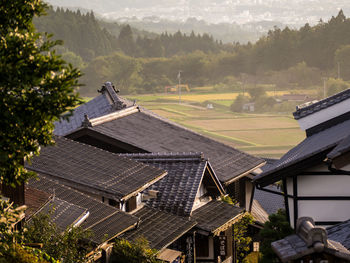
[118,25,137,56]
[0,0,81,187]
[335,45,350,80]
[34,7,118,61]
[230,94,249,112]
[110,238,159,263]
[0,199,58,263]
[234,214,254,263]
[326,77,350,96]
[259,209,294,262]
[82,52,142,95]
[25,213,91,263]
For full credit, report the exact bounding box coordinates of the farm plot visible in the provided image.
[183,116,299,131]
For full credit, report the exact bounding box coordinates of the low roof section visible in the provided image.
[123,152,224,216]
[54,82,134,136]
[65,104,263,186]
[122,206,196,251]
[272,217,350,262]
[327,219,350,251]
[26,187,89,230]
[28,175,139,245]
[26,136,166,202]
[191,200,244,236]
[254,118,350,187]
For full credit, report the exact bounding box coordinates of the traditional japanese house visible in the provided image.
[122,152,245,263]
[27,175,139,262]
[54,82,264,209]
[254,89,350,228]
[26,136,167,213]
[272,217,350,263]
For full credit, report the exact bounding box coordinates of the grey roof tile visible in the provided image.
[26,136,166,200]
[328,219,350,250]
[251,199,269,224]
[122,206,196,251]
[122,152,212,216]
[27,175,138,244]
[293,88,350,120]
[327,134,350,159]
[255,119,350,186]
[191,200,243,233]
[39,197,87,230]
[254,185,284,215]
[92,110,263,184]
[54,82,134,136]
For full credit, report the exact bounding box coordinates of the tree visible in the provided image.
[0,198,58,263]
[118,24,136,56]
[259,209,293,262]
[110,238,159,263]
[0,1,81,188]
[25,213,92,263]
[230,94,249,112]
[234,214,254,263]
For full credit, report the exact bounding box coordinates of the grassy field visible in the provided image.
[127,90,307,158]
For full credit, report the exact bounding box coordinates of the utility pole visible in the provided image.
[338,62,341,79]
[322,77,327,99]
[177,70,182,104]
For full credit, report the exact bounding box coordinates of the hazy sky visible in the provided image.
[46,0,350,25]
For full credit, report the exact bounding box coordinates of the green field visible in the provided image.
[127,92,306,158]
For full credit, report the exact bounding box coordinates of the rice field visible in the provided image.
[126,90,307,158]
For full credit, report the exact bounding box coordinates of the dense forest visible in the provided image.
[35,8,350,96]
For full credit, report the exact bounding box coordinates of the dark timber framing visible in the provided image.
[282,178,290,224]
[256,174,350,227]
[293,176,298,228]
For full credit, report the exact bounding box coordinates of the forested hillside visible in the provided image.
[35,8,350,96]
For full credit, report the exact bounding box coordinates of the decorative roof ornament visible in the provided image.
[82,113,92,127]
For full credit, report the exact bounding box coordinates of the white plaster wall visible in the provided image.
[298,175,350,196]
[136,193,142,206]
[297,98,350,130]
[245,180,253,210]
[298,200,350,222]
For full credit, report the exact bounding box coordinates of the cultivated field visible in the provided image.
[127,90,307,158]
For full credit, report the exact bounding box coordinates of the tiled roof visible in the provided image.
[254,119,350,186]
[191,200,243,234]
[123,152,224,216]
[272,218,350,262]
[293,88,350,120]
[39,197,87,230]
[328,219,350,250]
[251,199,269,224]
[122,206,196,251]
[26,136,166,201]
[327,134,350,159]
[54,82,134,136]
[25,187,51,220]
[88,108,263,184]
[27,175,138,244]
[272,234,350,262]
[87,210,138,244]
[254,185,284,215]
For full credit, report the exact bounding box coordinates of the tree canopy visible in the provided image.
[0,1,81,187]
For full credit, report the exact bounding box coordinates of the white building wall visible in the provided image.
[297,97,350,130]
[286,163,350,228]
